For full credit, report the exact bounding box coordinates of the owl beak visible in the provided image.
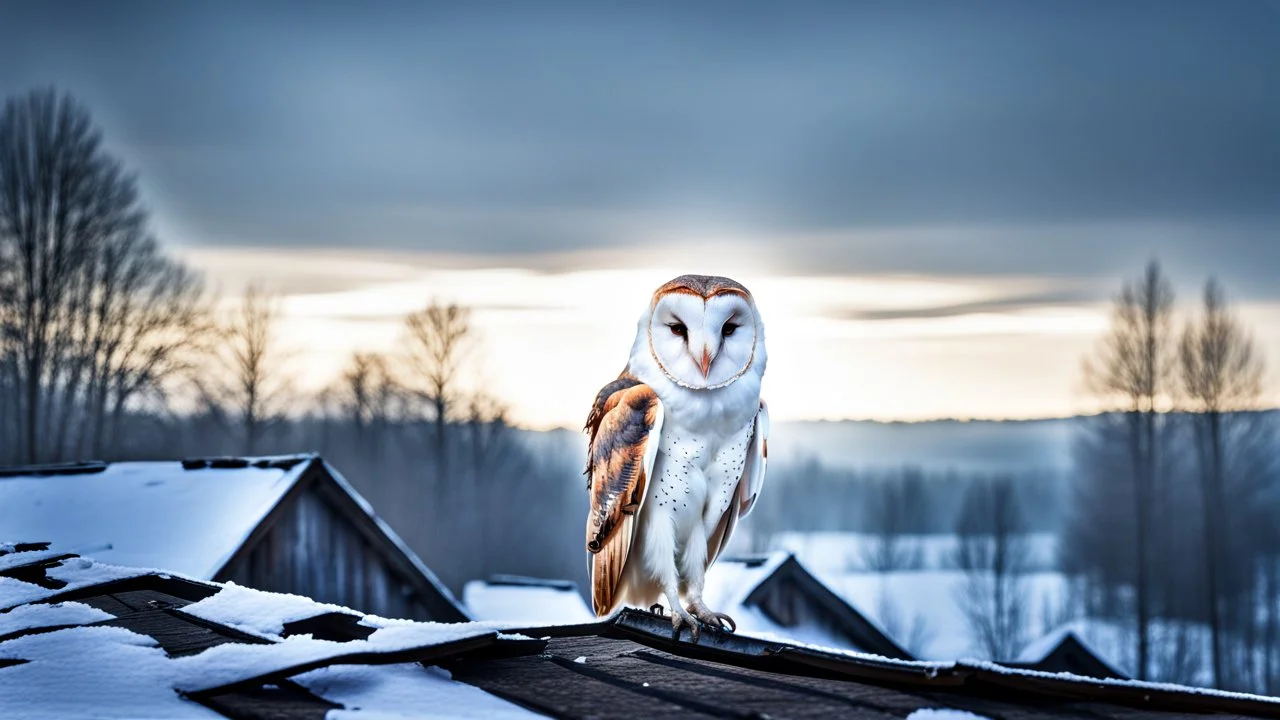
[699,346,713,378]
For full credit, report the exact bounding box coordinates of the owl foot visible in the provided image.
[670,606,702,643]
[649,603,666,616]
[689,604,737,634]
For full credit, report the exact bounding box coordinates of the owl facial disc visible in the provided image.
[645,276,759,390]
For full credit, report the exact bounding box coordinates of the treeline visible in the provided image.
[0,88,587,593]
[744,459,1066,547]
[1063,262,1280,692]
[0,89,206,464]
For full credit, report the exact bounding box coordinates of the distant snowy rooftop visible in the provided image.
[0,456,311,579]
[463,575,594,625]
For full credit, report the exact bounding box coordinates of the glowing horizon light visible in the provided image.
[181,246,1280,430]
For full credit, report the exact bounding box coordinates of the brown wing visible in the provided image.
[584,380,663,615]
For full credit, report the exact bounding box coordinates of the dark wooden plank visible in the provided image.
[187,632,499,696]
[909,690,1113,720]
[621,646,930,720]
[0,558,73,589]
[37,574,219,607]
[77,593,134,616]
[541,636,1121,720]
[194,680,341,720]
[281,612,375,642]
[1067,702,1255,720]
[0,462,106,478]
[0,542,52,555]
[449,654,721,720]
[548,643,896,719]
[110,588,196,612]
[0,624,82,644]
[961,665,1280,719]
[96,608,253,657]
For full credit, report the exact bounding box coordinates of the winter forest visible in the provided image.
[3,88,1279,693]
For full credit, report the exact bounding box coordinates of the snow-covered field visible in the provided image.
[823,568,1072,660]
[770,531,1061,573]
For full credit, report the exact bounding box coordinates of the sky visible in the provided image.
[2,1,1278,428]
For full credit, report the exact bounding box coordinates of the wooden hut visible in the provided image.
[0,453,466,622]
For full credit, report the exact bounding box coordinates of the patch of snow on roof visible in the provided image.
[0,556,159,611]
[1015,623,1075,663]
[0,610,514,717]
[0,601,113,637]
[171,621,496,693]
[180,581,359,638]
[0,547,68,573]
[0,457,313,579]
[0,625,223,719]
[907,709,992,720]
[463,580,593,625]
[297,662,538,719]
[726,605,860,653]
[703,552,790,612]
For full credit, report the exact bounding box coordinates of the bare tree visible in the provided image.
[0,88,207,462]
[954,477,1031,660]
[333,350,401,476]
[0,89,127,461]
[1082,260,1176,679]
[199,284,291,455]
[402,300,473,478]
[858,470,926,572]
[876,587,935,658]
[1179,278,1265,688]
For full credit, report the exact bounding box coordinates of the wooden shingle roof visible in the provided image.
[3,545,1280,719]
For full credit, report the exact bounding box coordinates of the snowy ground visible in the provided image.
[823,568,1072,660]
[771,531,1061,573]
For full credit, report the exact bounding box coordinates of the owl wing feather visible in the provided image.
[707,399,770,566]
[584,377,664,615]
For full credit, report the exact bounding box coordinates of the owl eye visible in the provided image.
[722,321,739,337]
[667,322,687,338]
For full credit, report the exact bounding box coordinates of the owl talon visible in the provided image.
[713,612,737,633]
[689,605,736,634]
[649,603,666,616]
[671,608,700,643]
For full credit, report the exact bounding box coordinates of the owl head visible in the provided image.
[638,274,766,390]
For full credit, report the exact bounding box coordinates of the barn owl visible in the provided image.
[585,274,769,641]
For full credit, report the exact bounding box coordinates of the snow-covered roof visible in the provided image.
[703,552,907,658]
[463,577,594,625]
[702,552,791,611]
[3,546,1277,719]
[704,552,837,645]
[0,456,311,579]
[1017,620,1111,664]
[0,545,535,719]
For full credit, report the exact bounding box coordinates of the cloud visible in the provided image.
[837,289,1104,322]
[1,1,1276,293]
